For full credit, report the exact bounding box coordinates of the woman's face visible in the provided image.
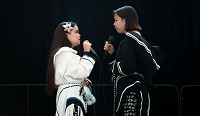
[113,13,126,34]
[67,25,81,48]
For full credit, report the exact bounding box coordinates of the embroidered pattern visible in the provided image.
[126,32,160,70]
[123,92,138,116]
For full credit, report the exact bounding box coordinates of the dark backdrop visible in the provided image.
[1,0,200,116]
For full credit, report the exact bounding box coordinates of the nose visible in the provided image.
[113,22,115,26]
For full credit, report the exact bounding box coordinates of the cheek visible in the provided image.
[117,23,123,30]
[68,38,73,44]
[117,21,123,27]
[120,22,125,29]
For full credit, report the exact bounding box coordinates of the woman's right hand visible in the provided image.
[104,41,114,55]
[83,40,92,52]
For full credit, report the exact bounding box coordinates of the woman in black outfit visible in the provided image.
[103,6,166,116]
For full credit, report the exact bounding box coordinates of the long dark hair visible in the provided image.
[46,22,77,96]
[113,6,142,32]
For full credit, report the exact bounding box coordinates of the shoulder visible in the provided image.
[54,47,79,63]
[54,47,77,57]
[56,47,77,54]
[118,36,134,51]
[121,34,137,46]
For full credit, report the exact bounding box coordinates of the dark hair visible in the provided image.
[113,6,142,31]
[46,21,77,96]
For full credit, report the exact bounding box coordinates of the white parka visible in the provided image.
[54,47,96,116]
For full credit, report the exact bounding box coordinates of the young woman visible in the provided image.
[46,21,96,116]
[104,6,165,116]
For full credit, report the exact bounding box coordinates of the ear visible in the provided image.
[121,18,126,25]
[121,17,126,22]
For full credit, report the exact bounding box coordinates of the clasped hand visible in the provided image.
[83,40,92,52]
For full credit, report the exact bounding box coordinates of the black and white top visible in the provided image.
[109,31,165,86]
[107,32,166,115]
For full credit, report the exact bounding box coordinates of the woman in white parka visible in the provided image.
[46,21,96,116]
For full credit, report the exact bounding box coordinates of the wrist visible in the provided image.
[108,49,115,55]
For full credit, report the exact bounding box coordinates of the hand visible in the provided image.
[104,41,114,55]
[82,79,92,91]
[83,40,92,52]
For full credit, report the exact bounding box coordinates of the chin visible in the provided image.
[117,31,123,34]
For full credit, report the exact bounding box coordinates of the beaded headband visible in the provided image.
[62,22,74,33]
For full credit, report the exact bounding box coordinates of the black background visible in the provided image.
[1,0,200,116]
